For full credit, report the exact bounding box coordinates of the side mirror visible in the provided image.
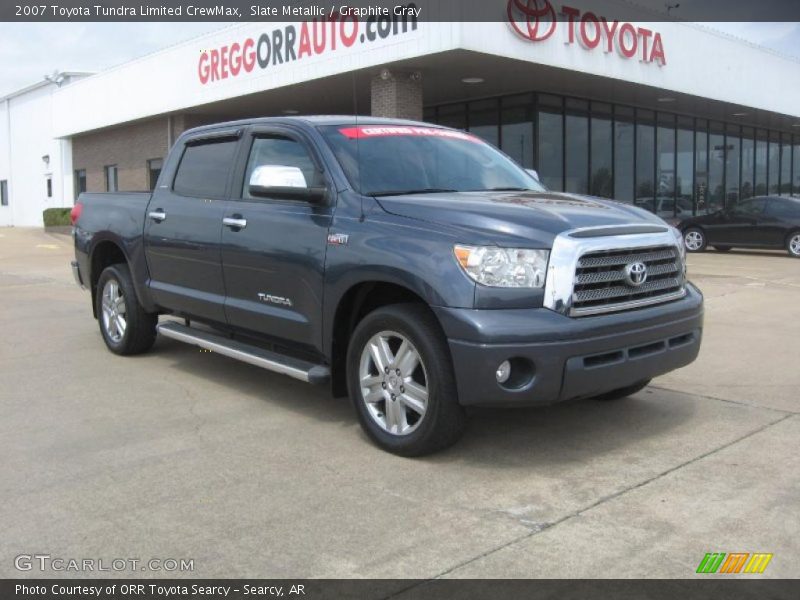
[248,165,326,202]
[526,169,540,182]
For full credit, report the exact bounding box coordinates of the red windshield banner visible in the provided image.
[338,126,480,142]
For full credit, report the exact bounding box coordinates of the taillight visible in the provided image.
[70,202,83,226]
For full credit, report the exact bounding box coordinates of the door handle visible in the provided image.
[223,217,247,230]
[148,210,167,222]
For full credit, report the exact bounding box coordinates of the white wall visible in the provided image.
[0,99,11,226]
[0,81,80,227]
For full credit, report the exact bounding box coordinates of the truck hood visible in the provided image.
[375,191,666,246]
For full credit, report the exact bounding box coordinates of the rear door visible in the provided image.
[144,129,241,323]
[759,198,800,247]
[220,126,333,353]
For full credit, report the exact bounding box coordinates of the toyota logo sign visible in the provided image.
[507,0,557,42]
[624,262,648,287]
[506,0,667,66]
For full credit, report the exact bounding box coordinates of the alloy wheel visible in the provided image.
[684,230,704,251]
[790,234,800,257]
[358,330,429,436]
[101,278,127,343]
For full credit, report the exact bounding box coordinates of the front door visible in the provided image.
[707,197,766,246]
[220,129,332,353]
[144,134,239,323]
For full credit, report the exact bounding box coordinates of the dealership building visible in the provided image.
[1,1,799,227]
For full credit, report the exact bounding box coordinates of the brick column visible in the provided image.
[370,69,423,120]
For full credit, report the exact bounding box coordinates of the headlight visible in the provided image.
[454,245,549,288]
[670,226,687,276]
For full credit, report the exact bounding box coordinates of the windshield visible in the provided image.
[319,125,546,196]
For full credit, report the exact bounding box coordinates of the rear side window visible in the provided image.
[767,198,800,219]
[173,139,238,198]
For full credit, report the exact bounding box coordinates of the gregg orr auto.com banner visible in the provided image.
[197,6,417,84]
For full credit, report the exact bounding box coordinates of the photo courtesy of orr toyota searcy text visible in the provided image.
[198,7,419,84]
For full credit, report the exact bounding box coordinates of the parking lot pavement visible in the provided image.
[0,228,797,579]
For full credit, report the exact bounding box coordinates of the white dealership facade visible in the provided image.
[1,0,799,226]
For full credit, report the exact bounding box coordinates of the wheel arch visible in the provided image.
[88,237,153,318]
[327,279,445,398]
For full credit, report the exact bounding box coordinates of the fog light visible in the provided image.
[496,360,511,383]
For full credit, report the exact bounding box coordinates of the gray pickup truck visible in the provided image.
[71,116,703,455]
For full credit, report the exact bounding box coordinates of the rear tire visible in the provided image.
[592,379,651,402]
[683,228,707,253]
[787,231,800,258]
[346,303,466,456]
[96,263,157,355]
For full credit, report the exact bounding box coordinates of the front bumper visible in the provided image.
[434,283,703,407]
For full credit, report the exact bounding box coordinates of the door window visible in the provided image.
[731,197,766,217]
[173,139,238,198]
[242,136,318,199]
[767,198,800,219]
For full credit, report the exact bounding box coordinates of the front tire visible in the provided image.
[787,231,800,258]
[96,264,157,355]
[346,304,466,456]
[683,228,707,253]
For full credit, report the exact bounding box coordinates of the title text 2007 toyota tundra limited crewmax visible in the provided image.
[71,117,703,455]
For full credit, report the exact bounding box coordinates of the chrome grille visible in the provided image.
[571,245,684,316]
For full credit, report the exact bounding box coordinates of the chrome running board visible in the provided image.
[156,321,330,384]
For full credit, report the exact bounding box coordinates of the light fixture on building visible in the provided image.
[409,71,422,82]
[657,97,675,102]
[42,154,50,165]
[461,77,484,84]
[44,70,66,87]
[793,123,800,128]
[379,69,392,80]
[732,112,748,117]
[282,109,299,115]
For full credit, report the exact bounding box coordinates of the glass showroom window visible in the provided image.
[590,102,613,198]
[500,94,534,169]
[614,106,635,203]
[695,121,709,214]
[635,109,656,213]
[794,137,800,196]
[768,131,780,194]
[725,124,741,206]
[437,103,466,130]
[740,128,755,201]
[469,99,499,147]
[537,95,564,192]
[676,117,694,215]
[564,99,589,194]
[755,130,768,196]
[780,134,792,195]
[708,122,725,213]
[656,112,676,218]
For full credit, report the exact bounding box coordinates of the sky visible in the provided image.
[0,21,798,98]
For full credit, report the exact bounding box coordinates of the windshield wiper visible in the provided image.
[370,188,458,197]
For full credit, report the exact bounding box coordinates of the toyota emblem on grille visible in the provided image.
[624,262,648,287]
